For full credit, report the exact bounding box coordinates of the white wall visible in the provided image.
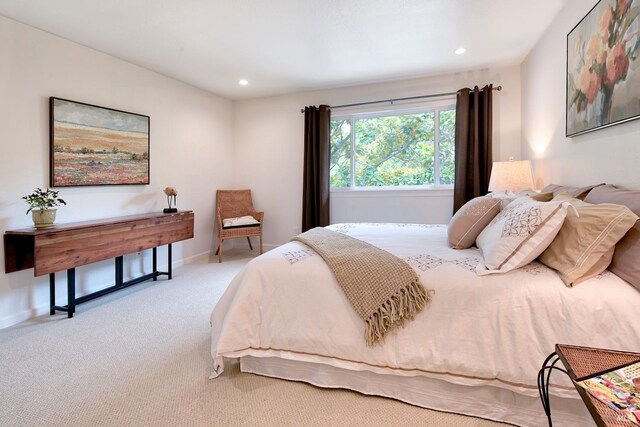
[0,16,234,327]
[521,0,640,190]
[233,65,522,246]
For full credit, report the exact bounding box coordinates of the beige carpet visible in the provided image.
[0,249,506,427]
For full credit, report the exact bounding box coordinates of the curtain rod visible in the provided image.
[299,85,502,113]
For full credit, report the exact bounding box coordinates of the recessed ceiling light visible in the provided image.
[455,47,467,55]
[239,79,249,86]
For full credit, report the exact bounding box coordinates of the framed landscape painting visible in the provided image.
[566,0,640,137]
[50,97,150,187]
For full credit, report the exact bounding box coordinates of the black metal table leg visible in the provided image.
[67,268,76,318]
[152,247,157,281]
[537,352,569,427]
[168,243,172,280]
[50,244,174,317]
[49,273,56,315]
[115,256,124,287]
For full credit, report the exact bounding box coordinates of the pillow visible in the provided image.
[540,183,604,200]
[475,197,574,275]
[515,190,554,202]
[539,194,638,287]
[448,196,502,249]
[486,191,518,209]
[584,185,640,291]
[585,184,640,215]
[610,224,640,291]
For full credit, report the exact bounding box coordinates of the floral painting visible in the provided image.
[50,98,150,186]
[567,0,640,136]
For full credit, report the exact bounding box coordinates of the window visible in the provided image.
[330,104,456,189]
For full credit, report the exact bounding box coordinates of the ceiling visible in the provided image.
[0,0,567,100]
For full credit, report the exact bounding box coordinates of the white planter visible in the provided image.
[31,209,57,229]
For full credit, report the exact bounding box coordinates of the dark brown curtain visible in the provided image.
[302,105,331,232]
[453,85,493,214]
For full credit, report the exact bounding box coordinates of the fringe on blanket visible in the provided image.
[365,281,433,347]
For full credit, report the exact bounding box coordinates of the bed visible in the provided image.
[210,192,640,426]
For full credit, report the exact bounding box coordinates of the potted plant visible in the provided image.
[22,188,66,229]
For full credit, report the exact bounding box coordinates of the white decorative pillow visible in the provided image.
[475,197,575,275]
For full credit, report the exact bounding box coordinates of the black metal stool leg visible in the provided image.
[537,352,569,427]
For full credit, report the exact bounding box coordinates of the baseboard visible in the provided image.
[0,309,42,330]
[161,249,212,269]
[0,249,213,330]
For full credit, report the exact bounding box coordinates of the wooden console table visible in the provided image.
[4,211,194,318]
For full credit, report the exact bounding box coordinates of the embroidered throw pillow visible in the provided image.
[475,197,574,275]
[448,196,502,249]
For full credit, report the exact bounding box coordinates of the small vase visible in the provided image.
[31,209,57,229]
[600,84,614,126]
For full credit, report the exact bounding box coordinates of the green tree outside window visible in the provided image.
[330,107,455,188]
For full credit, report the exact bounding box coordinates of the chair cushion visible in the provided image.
[222,215,260,229]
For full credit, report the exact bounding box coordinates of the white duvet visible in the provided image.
[210,223,640,400]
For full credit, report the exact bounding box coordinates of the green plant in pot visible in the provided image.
[22,188,66,229]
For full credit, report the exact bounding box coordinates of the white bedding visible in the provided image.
[210,223,640,424]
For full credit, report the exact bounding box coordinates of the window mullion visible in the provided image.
[350,118,356,188]
[433,109,440,186]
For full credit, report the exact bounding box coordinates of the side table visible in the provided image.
[538,344,640,426]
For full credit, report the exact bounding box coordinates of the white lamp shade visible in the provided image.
[488,160,534,192]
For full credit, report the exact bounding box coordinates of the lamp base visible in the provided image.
[163,208,178,214]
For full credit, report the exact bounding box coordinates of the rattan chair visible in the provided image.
[215,189,263,263]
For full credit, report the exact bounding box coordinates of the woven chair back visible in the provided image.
[216,189,255,220]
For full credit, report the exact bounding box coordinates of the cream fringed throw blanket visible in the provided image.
[292,227,433,346]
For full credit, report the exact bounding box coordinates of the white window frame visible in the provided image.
[330,97,456,192]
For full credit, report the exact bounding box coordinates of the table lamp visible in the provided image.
[488,159,534,192]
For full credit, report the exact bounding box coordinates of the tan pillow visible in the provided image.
[515,190,554,202]
[539,194,638,287]
[541,183,604,200]
[476,197,574,275]
[584,185,640,291]
[609,223,640,291]
[448,196,501,249]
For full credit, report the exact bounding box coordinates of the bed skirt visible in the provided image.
[239,356,593,427]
